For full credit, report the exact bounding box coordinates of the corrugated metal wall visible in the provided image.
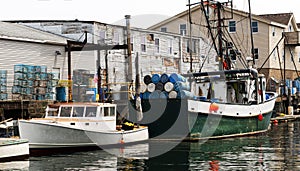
[0,39,66,99]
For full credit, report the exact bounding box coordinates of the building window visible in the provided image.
[155,38,160,53]
[141,36,146,52]
[254,48,259,59]
[99,31,106,44]
[168,39,173,55]
[113,31,119,45]
[186,40,190,53]
[161,27,167,32]
[252,21,258,33]
[289,25,293,32]
[192,39,197,53]
[273,50,277,60]
[229,21,236,33]
[272,27,276,36]
[180,24,187,36]
[130,35,134,51]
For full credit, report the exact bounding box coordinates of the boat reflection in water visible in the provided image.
[0,160,30,170]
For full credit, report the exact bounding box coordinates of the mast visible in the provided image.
[188,0,193,72]
[216,2,223,71]
[248,0,255,67]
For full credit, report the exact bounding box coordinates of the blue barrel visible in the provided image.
[56,87,66,102]
[159,91,168,99]
[177,90,194,99]
[143,75,152,85]
[169,73,186,83]
[149,90,161,99]
[142,92,151,99]
[174,81,190,91]
[151,74,161,84]
[160,73,169,84]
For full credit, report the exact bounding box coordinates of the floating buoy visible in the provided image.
[120,138,125,144]
[258,113,263,121]
[273,119,278,125]
[209,103,219,113]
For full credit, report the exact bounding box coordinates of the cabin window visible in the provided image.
[73,107,84,117]
[229,21,236,33]
[104,107,115,117]
[104,107,109,117]
[60,107,72,117]
[47,108,58,117]
[252,21,258,33]
[85,107,97,117]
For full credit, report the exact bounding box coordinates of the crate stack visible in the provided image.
[12,64,55,100]
[0,70,7,100]
[72,69,91,102]
[12,64,31,100]
[46,72,58,100]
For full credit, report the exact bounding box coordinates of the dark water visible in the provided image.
[1,121,300,171]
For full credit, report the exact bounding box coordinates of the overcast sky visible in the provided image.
[1,0,300,24]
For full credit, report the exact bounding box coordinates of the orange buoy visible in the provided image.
[209,103,219,113]
[120,138,125,144]
[258,113,263,121]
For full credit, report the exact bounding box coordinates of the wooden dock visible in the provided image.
[271,114,300,123]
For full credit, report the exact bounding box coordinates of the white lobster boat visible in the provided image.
[18,102,148,149]
[0,138,29,161]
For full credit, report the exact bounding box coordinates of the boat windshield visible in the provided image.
[60,106,72,117]
[85,107,97,117]
[73,106,84,117]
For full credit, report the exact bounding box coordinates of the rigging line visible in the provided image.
[200,0,218,55]
[77,32,86,42]
[288,45,300,78]
[258,35,285,72]
[223,28,248,68]
[199,41,215,72]
[276,46,284,81]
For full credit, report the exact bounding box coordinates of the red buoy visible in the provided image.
[258,113,263,121]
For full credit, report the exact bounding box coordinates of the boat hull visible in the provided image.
[18,120,96,149]
[85,127,149,146]
[188,111,272,139]
[0,138,29,162]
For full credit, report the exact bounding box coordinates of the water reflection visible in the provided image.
[15,121,300,170]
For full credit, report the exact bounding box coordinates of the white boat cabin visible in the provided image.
[44,102,117,131]
[190,69,269,104]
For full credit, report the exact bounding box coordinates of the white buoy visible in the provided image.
[168,91,177,99]
[147,83,156,92]
[140,84,147,93]
[164,82,174,92]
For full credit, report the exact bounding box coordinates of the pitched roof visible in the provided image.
[259,13,293,25]
[0,21,67,45]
